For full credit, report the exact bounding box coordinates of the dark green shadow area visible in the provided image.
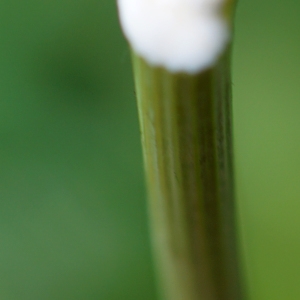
[0,1,155,299]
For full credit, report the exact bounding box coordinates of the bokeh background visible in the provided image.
[0,0,299,299]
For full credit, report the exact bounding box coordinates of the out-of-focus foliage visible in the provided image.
[234,1,300,299]
[0,0,299,299]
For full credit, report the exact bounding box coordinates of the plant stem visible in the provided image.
[132,47,245,300]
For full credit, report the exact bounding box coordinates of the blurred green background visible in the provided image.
[0,0,299,299]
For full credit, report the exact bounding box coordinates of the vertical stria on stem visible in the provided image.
[132,49,245,300]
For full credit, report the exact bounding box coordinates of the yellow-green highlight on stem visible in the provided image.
[132,47,246,300]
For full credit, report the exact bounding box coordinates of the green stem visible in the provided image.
[132,48,245,300]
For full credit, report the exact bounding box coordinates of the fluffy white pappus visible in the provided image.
[117,0,230,74]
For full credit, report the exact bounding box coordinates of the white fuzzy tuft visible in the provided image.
[117,0,229,74]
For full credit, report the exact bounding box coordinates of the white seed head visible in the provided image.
[117,0,230,74]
